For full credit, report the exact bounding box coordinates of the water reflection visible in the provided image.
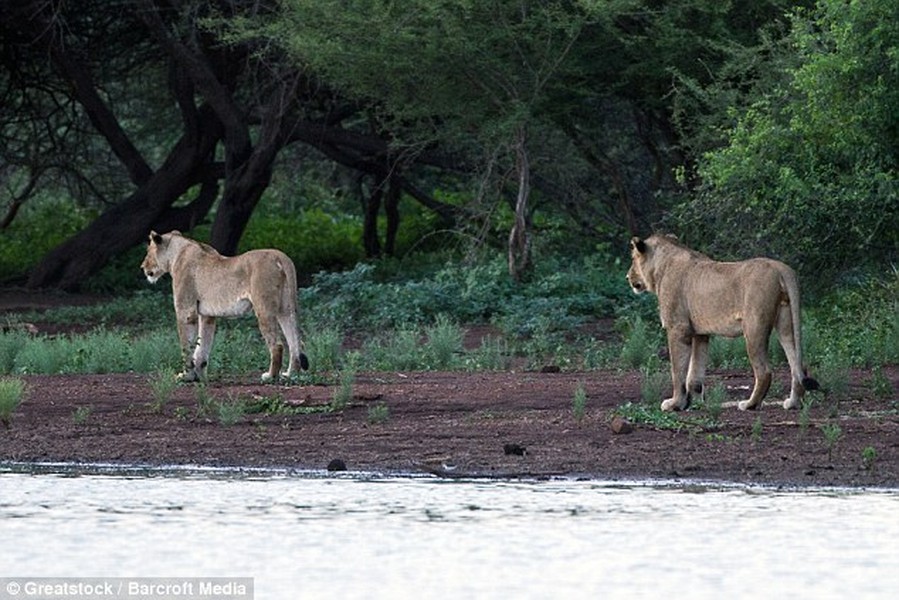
[1,465,897,599]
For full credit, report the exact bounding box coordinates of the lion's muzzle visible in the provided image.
[626,272,646,294]
[143,267,162,284]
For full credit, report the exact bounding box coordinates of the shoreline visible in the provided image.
[4,459,899,493]
[2,370,897,489]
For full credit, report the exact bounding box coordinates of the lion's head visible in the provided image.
[626,234,701,295]
[141,230,179,284]
[626,236,653,294]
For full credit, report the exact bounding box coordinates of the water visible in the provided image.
[2,465,898,599]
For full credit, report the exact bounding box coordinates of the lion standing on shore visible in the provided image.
[141,230,309,381]
[626,234,817,411]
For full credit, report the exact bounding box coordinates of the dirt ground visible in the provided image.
[1,290,898,488]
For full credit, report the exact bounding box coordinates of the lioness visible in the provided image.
[141,230,309,381]
[627,234,817,411]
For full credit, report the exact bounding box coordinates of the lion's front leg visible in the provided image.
[686,335,709,407]
[190,316,216,381]
[662,328,692,412]
[176,311,201,382]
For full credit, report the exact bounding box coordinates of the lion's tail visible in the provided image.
[781,265,819,393]
[277,255,299,313]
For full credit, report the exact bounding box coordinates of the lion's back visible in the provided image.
[172,247,298,316]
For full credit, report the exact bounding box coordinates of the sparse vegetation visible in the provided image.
[821,422,843,462]
[330,369,355,412]
[861,446,878,472]
[869,367,893,399]
[619,316,661,370]
[750,416,763,444]
[194,384,215,419]
[148,369,178,413]
[367,402,389,425]
[701,381,726,426]
[640,368,669,407]
[0,377,26,426]
[613,401,685,432]
[799,398,813,437]
[73,406,92,425]
[572,382,587,423]
[217,396,247,427]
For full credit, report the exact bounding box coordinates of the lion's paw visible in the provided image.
[660,397,686,412]
[177,370,200,383]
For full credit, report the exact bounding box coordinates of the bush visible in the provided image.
[0,376,26,425]
[674,1,899,284]
[239,209,364,277]
[0,200,93,283]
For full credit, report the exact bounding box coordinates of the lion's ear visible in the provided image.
[150,231,163,245]
[630,237,646,254]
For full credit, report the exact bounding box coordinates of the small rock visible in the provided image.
[326,459,347,472]
[609,416,634,435]
[503,443,527,456]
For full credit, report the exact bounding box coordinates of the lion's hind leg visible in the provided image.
[738,323,773,411]
[277,312,309,378]
[775,306,804,409]
[257,313,284,382]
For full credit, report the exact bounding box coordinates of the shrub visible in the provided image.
[330,369,355,412]
[367,402,389,424]
[239,208,364,276]
[0,376,26,426]
[572,382,587,423]
[0,332,28,375]
[423,315,464,369]
[217,396,247,426]
[148,369,179,413]
[13,336,70,374]
[620,316,662,370]
[303,325,343,374]
[640,367,669,406]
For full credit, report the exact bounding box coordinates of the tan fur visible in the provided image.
[141,231,308,381]
[627,234,815,411]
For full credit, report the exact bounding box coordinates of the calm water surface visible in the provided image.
[1,465,898,599]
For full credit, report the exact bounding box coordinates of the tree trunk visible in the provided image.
[508,128,532,282]
[384,173,401,256]
[209,162,274,255]
[27,113,222,290]
[363,180,383,258]
[207,68,295,255]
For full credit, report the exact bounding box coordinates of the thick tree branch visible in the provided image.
[139,0,252,164]
[7,1,153,186]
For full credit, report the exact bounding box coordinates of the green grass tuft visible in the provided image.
[0,376,26,426]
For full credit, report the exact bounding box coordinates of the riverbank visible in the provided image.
[2,369,897,487]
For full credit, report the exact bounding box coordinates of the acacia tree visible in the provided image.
[0,0,455,289]
[258,0,588,280]
[1,0,808,288]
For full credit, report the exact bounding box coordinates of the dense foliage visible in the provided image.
[0,0,895,309]
[672,0,899,281]
[2,0,832,285]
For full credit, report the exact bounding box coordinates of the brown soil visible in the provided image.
[1,289,898,487]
